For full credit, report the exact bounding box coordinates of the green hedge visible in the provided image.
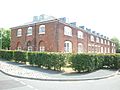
[70,54,120,72]
[0,50,120,72]
[28,52,66,71]
[70,54,96,72]
[0,50,14,60]
[14,51,27,63]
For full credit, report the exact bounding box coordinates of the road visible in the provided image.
[0,72,120,90]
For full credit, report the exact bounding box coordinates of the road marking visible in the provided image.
[19,81,26,85]
[27,85,34,89]
[10,77,38,90]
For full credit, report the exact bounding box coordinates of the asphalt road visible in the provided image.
[0,72,120,90]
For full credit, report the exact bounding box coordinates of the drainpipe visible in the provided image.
[34,23,37,51]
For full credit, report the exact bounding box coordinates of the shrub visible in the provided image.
[36,52,66,71]
[14,51,27,63]
[0,50,13,60]
[27,52,37,66]
[115,54,120,69]
[70,54,96,72]
[95,54,104,69]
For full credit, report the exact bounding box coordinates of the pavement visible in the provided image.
[0,59,119,81]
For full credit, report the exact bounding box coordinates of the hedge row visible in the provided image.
[0,50,66,71]
[0,50,120,72]
[70,54,120,72]
[28,52,66,70]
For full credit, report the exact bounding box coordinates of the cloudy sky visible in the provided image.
[0,0,120,39]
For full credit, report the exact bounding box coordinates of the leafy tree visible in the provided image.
[0,28,11,50]
[111,37,120,53]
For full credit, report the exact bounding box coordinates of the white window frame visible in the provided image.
[39,25,45,34]
[101,39,103,44]
[17,47,21,50]
[96,37,99,43]
[27,27,32,36]
[39,46,45,52]
[17,29,22,37]
[107,41,110,45]
[64,26,72,36]
[28,46,32,51]
[104,47,106,53]
[101,47,104,53]
[64,41,72,53]
[78,43,83,53]
[108,48,110,53]
[91,35,94,42]
[78,31,83,39]
[104,40,106,44]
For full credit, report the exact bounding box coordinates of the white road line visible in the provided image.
[10,77,38,90]
[27,85,34,89]
[19,81,26,85]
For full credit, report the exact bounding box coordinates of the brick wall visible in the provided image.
[10,19,116,53]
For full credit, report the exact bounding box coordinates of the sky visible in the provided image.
[0,0,120,39]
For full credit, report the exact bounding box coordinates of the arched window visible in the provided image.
[16,42,22,50]
[17,29,22,36]
[78,43,83,53]
[64,41,72,53]
[64,26,72,36]
[39,25,45,34]
[101,47,104,53]
[39,41,45,52]
[108,47,110,53]
[27,27,32,35]
[27,41,32,51]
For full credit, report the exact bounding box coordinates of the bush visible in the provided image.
[36,52,66,71]
[14,51,27,63]
[115,54,120,69]
[70,54,96,72]
[0,50,13,60]
[27,52,37,66]
[1,50,120,72]
[95,54,104,69]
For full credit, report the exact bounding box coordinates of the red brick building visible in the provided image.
[10,15,116,53]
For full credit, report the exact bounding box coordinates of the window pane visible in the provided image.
[27,27,32,35]
[64,26,72,36]
[39,25,45,34]
[78,31,83,39]
[64,41,72,53]
[17,29,22,36]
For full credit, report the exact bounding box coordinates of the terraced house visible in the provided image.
[10,14,116,53]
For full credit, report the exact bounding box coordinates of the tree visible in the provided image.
[0,28,11,50]
[111,37,120,53]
